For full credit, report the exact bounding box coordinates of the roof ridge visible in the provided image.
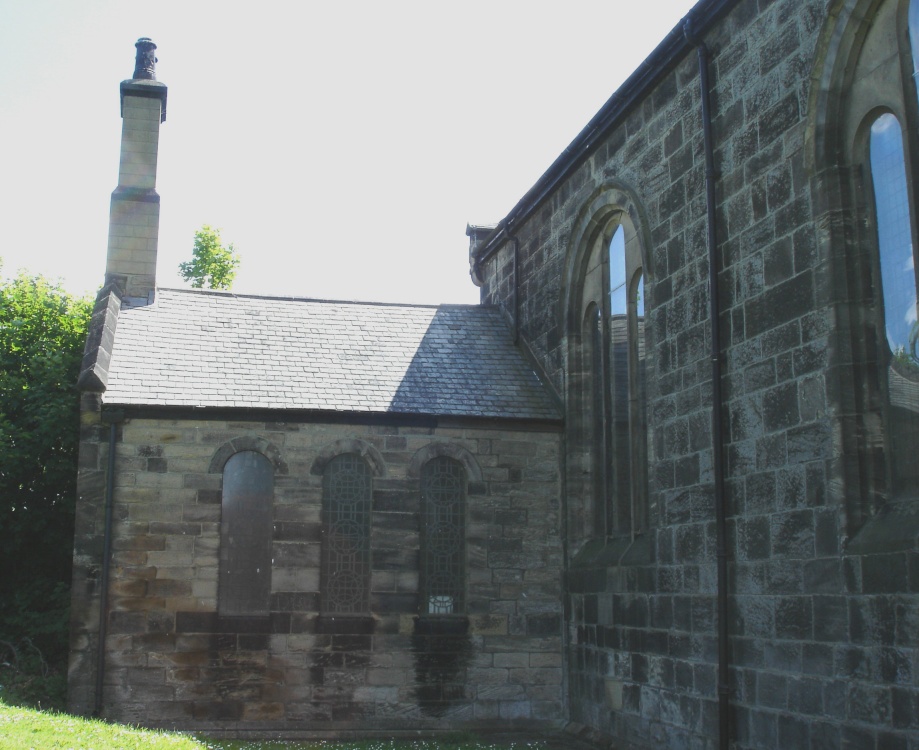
[156,287,487,310]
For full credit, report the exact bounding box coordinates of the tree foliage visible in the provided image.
[178,225,240,290]
[0,267,91,678]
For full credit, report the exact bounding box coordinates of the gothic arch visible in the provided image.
[561,183,654,542]
[806,0,910,171]
[561,182,653,344]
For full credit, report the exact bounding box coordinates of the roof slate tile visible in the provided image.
[103,288,559,420]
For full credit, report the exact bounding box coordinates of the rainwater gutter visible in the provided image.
[684,19,730,750]
[94,409,124,717]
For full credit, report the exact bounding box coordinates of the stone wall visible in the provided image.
[475,0,919,748]
[69,409,563,735]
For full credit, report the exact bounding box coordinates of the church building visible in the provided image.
[69,1,919,748]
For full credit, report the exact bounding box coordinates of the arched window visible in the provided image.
[631,272,651,531]
[218,451,274,616]
[870,114,916,366]
[607,225,651,536]
[608,225,632,535]
[321,453,372,614]
[868,112,919,504]
[818,0,919,536]
[568,208,651,541]
[420,456,466,614]
[581,303,606,533]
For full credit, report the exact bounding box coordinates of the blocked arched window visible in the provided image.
[218,451,274,616]
[420,456,466,614]
[321,453,372,614]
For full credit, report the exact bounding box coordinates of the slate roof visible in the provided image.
[102,288,559,420]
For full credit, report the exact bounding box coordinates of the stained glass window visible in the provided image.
[421,457,466,615]
[321,454,372,614]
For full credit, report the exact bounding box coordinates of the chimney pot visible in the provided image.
[133,37,158,80]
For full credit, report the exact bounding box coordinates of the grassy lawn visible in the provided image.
[0,702,548,750]
[0,701,201,749]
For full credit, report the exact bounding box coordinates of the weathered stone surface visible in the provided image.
[70,418,563,733]
[473,0,918,747]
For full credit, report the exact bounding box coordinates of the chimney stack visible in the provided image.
[105,38,167,304]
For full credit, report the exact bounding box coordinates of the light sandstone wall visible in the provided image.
[69,412,563,735]
[105,82,166,301]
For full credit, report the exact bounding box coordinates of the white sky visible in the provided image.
[0,0,698,305]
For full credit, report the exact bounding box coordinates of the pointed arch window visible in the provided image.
[608,225,651,536]
[607,227,651,534]
[870,114,916,366]
[868,112,919,504]
[574,218,651,539]
[826,0,919,535]
[581,303,606,533]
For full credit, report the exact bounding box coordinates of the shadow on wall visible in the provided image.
[411,616,473,717]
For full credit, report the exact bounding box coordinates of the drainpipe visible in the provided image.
[94,409,124,716]
[684,20,730,750]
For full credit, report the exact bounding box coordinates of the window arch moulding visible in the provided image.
[408,442,483,483]
[208,435,287,475]
[310,438,386,478]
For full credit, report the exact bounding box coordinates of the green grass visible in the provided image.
[0,702,548,750]
[0,701,201,749]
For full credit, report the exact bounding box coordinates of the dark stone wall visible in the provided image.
[476,0,918,748]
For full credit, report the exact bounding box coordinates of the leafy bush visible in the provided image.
[0,267,92,709]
